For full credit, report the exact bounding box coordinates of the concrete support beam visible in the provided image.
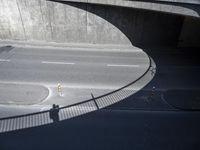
[60,0,200,18]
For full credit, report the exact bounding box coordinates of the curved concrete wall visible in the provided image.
[0,0,185,47]
[0,0,199,47]
[0,0,131,45]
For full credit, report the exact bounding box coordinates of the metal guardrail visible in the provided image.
[0,56,155,133]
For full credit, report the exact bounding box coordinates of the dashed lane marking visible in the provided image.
[107,64,139,68]
[41,61,75,65]
[0,59,10,62]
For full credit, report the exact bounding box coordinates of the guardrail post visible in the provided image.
[91,93,99,110]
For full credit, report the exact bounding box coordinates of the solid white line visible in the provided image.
[0,59,10,62]
[107,64,139,67]
[42,61,75,65]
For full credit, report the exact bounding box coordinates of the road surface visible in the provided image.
[0,45,151,118]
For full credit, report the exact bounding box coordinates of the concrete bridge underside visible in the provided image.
[0,0,200,48]
[61,0,200,18]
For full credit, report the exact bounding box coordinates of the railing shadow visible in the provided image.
[0,50,153,133]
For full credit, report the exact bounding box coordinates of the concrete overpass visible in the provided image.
[60,0,200,18]
[0,0,200,48]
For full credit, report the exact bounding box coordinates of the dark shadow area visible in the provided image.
[48,1,200,111]
[111,47,200,111]
[50,0,184,51]
[49,104,60,122]
[50,0,200,49]
[0,108,200,150]
[164,89,200,110]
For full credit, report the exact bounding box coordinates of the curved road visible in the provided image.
[0,45,152,118]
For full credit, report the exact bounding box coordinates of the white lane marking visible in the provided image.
[0,59,10,62]
[107,64,139,68]
[42,61,75,65]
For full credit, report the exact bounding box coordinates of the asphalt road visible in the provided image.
[0,47,200,150]
[0,46,150,117]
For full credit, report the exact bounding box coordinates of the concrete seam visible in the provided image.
[86,0,89,40]
[39,0,46,40]
[46,1,53,40]
[15,0,27,40]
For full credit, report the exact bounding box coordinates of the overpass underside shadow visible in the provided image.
[48,0,200,110]
[0,50,155,133]
[50,0,183,48]
[52,0,200,49]
[110,46,200,111]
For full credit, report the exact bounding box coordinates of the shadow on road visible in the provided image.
[0,47,200,150]
[50,104,60,123]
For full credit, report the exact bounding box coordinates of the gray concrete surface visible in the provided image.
[0,83,49,105]
[1,0,196,48]
[0,0,130,45]
[0,45,153,118]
